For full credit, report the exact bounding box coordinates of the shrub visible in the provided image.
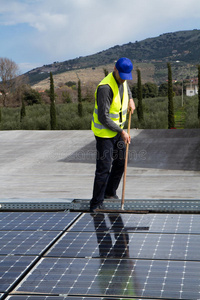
[23,88,42,105]
[0,96,199,130]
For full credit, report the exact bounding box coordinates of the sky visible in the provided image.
[0,0,200,74]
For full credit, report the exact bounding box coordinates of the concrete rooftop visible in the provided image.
[0,129,199,202]
[1,129,200,300]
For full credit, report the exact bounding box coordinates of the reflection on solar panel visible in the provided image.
[70,212,200,233]
[45,230,200,260]
[14,257,200,299]
[1,211,200,299]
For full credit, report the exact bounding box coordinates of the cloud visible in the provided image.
[18,62,42,74]
[1,0,200,73]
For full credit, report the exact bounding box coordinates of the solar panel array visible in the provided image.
[0,212,80,300]
[1,212,200,299]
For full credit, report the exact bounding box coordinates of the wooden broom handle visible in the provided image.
[121,110,132,210]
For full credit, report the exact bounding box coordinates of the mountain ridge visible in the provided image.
[26,29,200,86]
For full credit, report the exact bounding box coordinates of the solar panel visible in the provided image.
[45,230,200,261]
[6,297,112,300]
[6,295,125,300]
[0,211,80,298]
[14,257,200,299]
[0,212,80,231]
[2,211,200,299]
[0,255,36,293]
[70,212,151,232]
[70,212,200,234]
[0,231,60,256]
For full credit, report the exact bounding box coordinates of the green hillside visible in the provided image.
[26,29,200,85]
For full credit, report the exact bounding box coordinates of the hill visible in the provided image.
[26,29,200,87]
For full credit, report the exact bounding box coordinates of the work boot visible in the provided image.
[104,194,119,199]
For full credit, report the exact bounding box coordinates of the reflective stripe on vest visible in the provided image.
[91,73,129,138]
[92,115,126,130]
[94,108,127,119]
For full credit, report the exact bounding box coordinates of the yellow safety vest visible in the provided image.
[91,72,129,138]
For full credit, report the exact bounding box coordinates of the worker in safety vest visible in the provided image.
[90,57,135,213]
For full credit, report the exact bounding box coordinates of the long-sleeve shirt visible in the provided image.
[96,73,133,133]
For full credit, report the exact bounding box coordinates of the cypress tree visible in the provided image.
[50,72,57,130]
[198,65,200,126]
[103,68,109,77]
[167,62,175,128]
[20,98,26,122]
[136,68,144,121]
[78,79,83,117]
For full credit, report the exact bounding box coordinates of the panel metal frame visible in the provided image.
[72,198,200,213]
[1,198,200,213]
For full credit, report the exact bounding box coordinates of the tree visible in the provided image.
[103,68,109,77]
[18,83,26,122]
[158,82,168,97]
[50,72,57,130]
[23,87,42,105]
[143,82,158,98]
[198,65,200,126]
[78,79,83,117]
[167,62,175,129]
[0,57,19,106]
[136,68,144,121]
[20,98,26,122]
[62,90,72,103]
[131,84,137,98]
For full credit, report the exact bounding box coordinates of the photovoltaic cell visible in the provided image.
[4,212,200,299]
[14,257,200,299]
[0,231,60,256]
[45,230,200,261]
[6,297,110,300]
[0,211,80,298]
[0,212,79,231]
[70,212,200,234]
[6,297,120,300]
[0,255,36,293]
[70,212,151,232]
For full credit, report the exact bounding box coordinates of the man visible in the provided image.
[90,57,135,212]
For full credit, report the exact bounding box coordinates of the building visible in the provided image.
[186,78,198,96]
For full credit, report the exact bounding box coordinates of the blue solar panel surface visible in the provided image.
[6,297,128,300]
[0,231,60,255]
[1,211,200,299]
[0,212,79,231]
[0,255,36,293]
[0,212,80,299]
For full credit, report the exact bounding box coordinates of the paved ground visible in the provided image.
[0,129,200,299]
[0,129,200,201]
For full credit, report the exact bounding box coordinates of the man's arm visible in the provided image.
[97,83,135,144]
[97,85,123,133]
[127,84,136,114]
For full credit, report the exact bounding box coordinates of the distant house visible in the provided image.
[186,78,198,96]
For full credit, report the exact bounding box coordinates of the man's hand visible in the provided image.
[121,130,131,144]
[128,98,136,114]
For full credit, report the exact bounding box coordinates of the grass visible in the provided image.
[0,96,199,130]
[175,106,185,129]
